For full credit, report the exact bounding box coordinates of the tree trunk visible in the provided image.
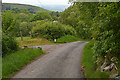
[20,31,23,41]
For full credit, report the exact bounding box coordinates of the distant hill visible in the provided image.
[2,3,51,13]
[39,5,70,12]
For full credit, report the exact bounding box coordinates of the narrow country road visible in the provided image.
[13,41,88,78]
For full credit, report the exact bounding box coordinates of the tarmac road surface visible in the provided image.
[13,41,88,78]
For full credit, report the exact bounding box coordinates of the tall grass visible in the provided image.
[2,48,44,78]
[82,42,109,78]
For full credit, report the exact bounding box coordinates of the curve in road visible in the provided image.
[13,41,88,78]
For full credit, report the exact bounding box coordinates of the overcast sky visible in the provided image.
[2,0,70,5]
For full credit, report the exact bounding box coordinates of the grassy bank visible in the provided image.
[56,35,84,43]
[82,42,109,78]
[2,48,45,78]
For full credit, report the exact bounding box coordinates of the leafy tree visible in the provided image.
[2,10,20,36]
[49,11,60,21]
[2,11,19,56]
[31,12,52,21]
[92,3,120,58]
[17,13,32,22]
[59,3,98,39]
[32,22,76,40]
[61,2,120,73]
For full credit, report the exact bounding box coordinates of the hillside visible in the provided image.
[2,3,51,13]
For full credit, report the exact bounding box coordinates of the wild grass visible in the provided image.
[16,37,31,42]
[56,35,84,43]
[82,42,109,78]
[2,48,45,78]
[16,37,55,47]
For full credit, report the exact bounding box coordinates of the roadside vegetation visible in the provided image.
[2,48,44,78]
[56,35,83,43]
[82,42,110,78]
[60,1,120,78]
[2,1,120,79]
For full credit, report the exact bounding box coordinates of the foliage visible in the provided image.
[49,11,60,21]
[15,20,45,37]
[2,11,19,56]
[17,13,32,22]
[2,33,18,56]
[2,48,44,78]
[57,35,82,43]
[59,3,98,39]
[62,2,120,77]
[82,42,109,78]
[92,3,120,59]
[2,10,20,36]
[2,2,120,78]
[32,22,76,40]
[19,22,32,36]
[31,12,52,21]
[59,4,79,28]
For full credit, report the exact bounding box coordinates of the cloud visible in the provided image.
[2,0,70,5]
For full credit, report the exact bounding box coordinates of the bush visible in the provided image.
[2,33,18,56]
[32,22,76,40]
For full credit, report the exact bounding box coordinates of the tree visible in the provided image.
[2,11,19,56]
[17,13,32,22]
[31,12,52,21]
[59,3,98,39]
[2,10,20,36]
[92,3,120,58]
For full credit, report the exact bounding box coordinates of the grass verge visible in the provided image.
[2,48,45,78]
[82,42,109,78]
[56,35,85,43]
[16,37,31,42]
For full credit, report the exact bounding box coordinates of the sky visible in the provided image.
[2,0,71,11]
[2,0,70,6]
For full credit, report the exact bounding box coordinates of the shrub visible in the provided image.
[2,33,18,56]
[32,22,76,40]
